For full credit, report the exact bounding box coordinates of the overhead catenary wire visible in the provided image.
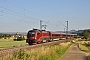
[0,6,40,21]
[2,0,63,27]
[4,0,61,26]
[4,0,43,19]
[0,6,51,25]
[59,21,67,27]
[0,12,39,25]
[0,5,64,30]
[0,9,25,18]
[0,8,40,22]
[0,6,41,27]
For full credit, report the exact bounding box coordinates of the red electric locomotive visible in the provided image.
[26,29,51,44]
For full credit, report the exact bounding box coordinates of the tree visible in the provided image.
[83,29,90,40]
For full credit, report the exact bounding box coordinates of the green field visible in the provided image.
[0,39,26,49]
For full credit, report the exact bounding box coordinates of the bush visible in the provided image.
[17,37,23,41]
[14,36,25,41]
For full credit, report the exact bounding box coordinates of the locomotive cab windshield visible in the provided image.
[27,30,35,37]
[26,30,37,44]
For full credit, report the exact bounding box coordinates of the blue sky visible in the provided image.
[0,0,90,32]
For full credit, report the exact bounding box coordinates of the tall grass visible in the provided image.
[78,41,90,60]
[79,44,90,52]
[6,42,70,60]
[3,39,79,60]
[78,41,90,52]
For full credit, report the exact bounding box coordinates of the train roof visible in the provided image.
[28,29,77,35]
[50,32,77,35]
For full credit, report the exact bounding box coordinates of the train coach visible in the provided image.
[26,29,77,45]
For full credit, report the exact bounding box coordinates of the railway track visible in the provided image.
[0,39,73,59]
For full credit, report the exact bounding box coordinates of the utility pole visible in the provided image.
[40,20,42,30]
[59,21,68,40]
[66,21,68,39]
[66,21,68,34]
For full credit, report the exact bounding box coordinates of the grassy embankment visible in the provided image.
[0,39,26,49]
[5,39,79,60]
[78,40,90,60]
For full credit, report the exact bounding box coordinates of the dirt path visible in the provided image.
[59,42,87,60]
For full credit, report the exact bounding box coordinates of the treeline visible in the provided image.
[0,34,11,39]
[71,29,90,40]
[0,33,25,41]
